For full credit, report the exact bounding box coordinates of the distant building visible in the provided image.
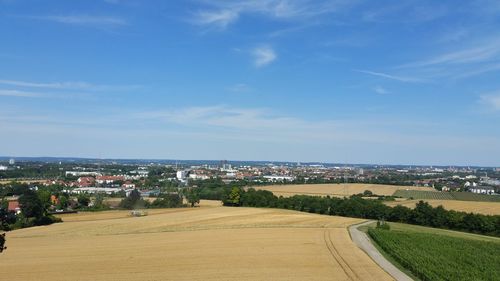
[70,187,122,195]
[129,169,149,177]
[96,175,125,184]
[221,163,232,171]
[66,171,101,177]
[50,195,60,205]
[0,165,7,171]
[176,170,188,181]
[189,173,210,180]
[121,181,136,189]
[469,186,495,195]
[8,158,15,165]
[481,177,500,186]
[77,177,95,187]
[464,181,478,188]
[8,200,21,214]
[263,175,295,182]
[139,190,160,197]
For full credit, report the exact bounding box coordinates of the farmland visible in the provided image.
[253,183,436,197]
[385,199,500,215]
[368,223,500,281]
[0,202,392,281]
[393,190,500,202]
[0,179,41,184]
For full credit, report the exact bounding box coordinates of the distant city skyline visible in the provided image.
[1,1,499,166]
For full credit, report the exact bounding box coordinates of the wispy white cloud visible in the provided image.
[29,15,127,27]
[252,46,277,67]
[130,105,499,154]
[1,104,497,165]
[192,0,353,28]
[362,2,449,23]
[479,92,500,111]
[0,89,49,98]
[355,70,425,83]
[437,27,470,43]
[0,79,91,89]
[227,83,251,92]
[192,9,239,29]
[374,86,389,95]
[452,63,500,80]
[401,39,500,68]
[135,105,327,133]
[394,37,500,81]
[0,79,141,91]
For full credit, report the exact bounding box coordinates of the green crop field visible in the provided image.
[393,190,500,202]
[392,190,454,200]
[368,227,500,281]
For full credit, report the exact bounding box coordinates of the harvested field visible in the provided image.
[393,190,500,202]
[253,183,435,197]
[0,179,41,184]
[102,197,158,208]
[0,202,392,281]
[385,199,500,215]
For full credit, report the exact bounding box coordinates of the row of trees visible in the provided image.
[118,189,200,209]
[221,187,500,237]
[0,189,62,232]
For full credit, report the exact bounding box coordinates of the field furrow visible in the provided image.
[0,203,393,281]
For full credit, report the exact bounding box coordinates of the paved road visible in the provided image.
[349,221,413,281]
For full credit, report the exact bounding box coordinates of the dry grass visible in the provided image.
[101,197,159,208]
[385,199,500,215]
[253,183,436,197]
[1,201,391,281]
[0,179,41,184]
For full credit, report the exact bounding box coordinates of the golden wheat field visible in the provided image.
[0,201,392,281]
[252,183,436,197]
[0,179,40,184]
[385,199,500,215]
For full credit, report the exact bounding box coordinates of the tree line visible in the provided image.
[0,188,62,232]
[118,188,200,209]
[220,187,500,237]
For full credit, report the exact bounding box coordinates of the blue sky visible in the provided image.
[1,0,499,166]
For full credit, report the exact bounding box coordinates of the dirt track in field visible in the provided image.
[0,201,393,281]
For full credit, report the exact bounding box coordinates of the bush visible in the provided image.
[376,220,391,230]
[0,232,6,253]
[151,193,183,208]
[119,189,148,209]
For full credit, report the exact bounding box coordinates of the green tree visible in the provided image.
[225,187,242,206]
[0,233,6,253]
[37,189,52,209]
[94,193,105,208]
[151,193,183,208]
[185,188,200,207]
[19,190,44,218]
[119,189,145,209]
[56,194,69,210]
[77,194,91,207]
[0,206,16,231]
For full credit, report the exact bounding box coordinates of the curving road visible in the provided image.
[349,221,413,281]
